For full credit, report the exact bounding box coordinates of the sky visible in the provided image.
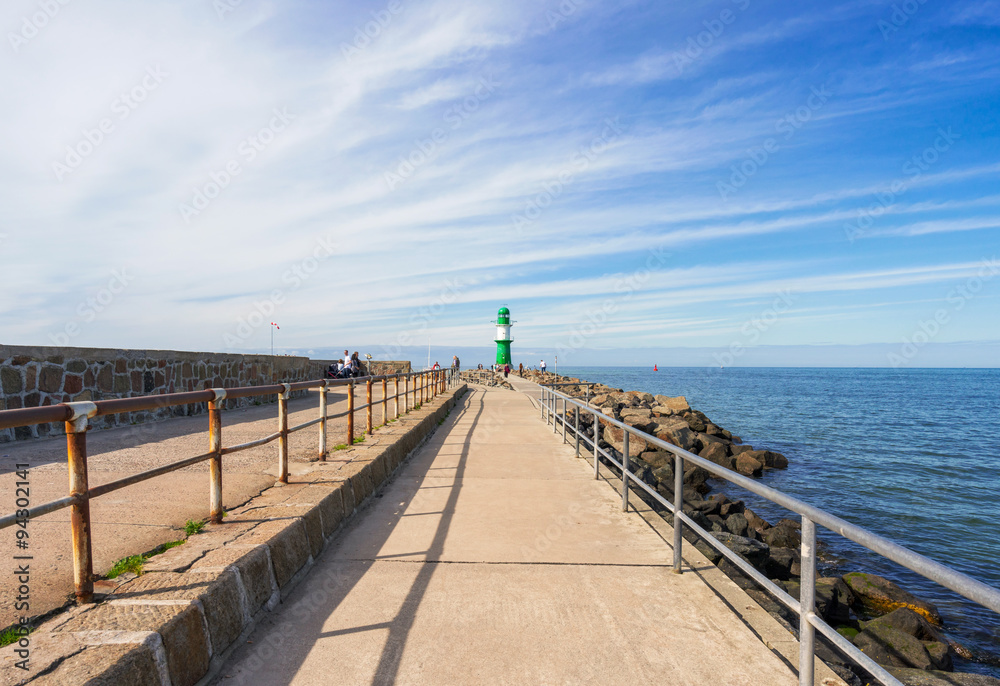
[1,0,998,367]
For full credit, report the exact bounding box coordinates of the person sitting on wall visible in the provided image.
[351,352,362,377]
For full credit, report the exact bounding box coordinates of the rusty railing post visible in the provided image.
[65,402,97,603]
[366,377,373,435]
[318,381,328,461]
[382,377,388,427]
[209,390,225,523]
[394,374,400,419]
[278,384,291,484]
[347,381,355,446]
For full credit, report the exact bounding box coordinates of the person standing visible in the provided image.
[503,363,510,378]
[351,352,361,377]
[540,359,547,374]
[518,362,524,377]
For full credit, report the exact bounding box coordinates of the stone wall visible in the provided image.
[0,345,411,442]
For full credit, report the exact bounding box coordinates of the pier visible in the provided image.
[213,378,819,685]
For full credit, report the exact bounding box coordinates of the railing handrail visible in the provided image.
[539,384,1000,686]
[0,367,458,605]
[0,372,415,431]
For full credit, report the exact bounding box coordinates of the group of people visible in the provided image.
[327,350,364,379]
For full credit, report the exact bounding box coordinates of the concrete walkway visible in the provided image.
[215,384,800,685]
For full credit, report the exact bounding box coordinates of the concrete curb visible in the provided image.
[0,385,467,686]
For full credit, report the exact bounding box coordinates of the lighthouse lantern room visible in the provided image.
[494,306,513,365]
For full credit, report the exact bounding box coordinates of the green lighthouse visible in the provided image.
[494,306,513,365]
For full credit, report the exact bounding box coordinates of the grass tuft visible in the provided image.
[184,519,205,536]
[106,539,187,579]
[0,625,32,648]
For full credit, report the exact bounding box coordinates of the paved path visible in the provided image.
[0,383,397,627]
[215,384,800,685]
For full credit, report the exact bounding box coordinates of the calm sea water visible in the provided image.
[559,366,1000,676]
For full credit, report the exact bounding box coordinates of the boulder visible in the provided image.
[853,622,939,671]
[682,412,707,433]
[842,572,943,625]
[765,547,798,580]
[654,395,690,413]
[735,453,763,476]
[699,442,733,470]
[706,514,727,533]
[684,465,711,492]
[719,499,744,517]
[724,512,749,537]
[763,522,801,549]
[705,423,732,440]
[606,426,648,457]
[655,425,697,452]
[743,507,771,538]
[638,450,671,470]
[865,608,951,669]
[731,444,754,455]
[886,668,1000,686]
[620,407,653,424]
[710,532,770,569]
[745,449,789,469]
[815,577,854,624]
[695,433,728,451]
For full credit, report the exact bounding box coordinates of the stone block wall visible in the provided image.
[0,345,411,443]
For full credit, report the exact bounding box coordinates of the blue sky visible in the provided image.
[1,0,998,367]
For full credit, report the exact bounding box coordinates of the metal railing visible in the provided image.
[0,368,458,603]
[538,384,1000,686]
[459,370,497,385]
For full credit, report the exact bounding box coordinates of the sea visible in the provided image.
[558,366,1000,677]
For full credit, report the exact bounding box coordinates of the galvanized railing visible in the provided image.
[459,370,496,385]
[0,368,457,603]
[539,384,1000,686]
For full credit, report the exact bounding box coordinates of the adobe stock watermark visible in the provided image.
[717,85,831,201]
[843,127,959,243]
[222,234,335,347]
[888,258,999,368]
[180,107,295,223]
[379,277,466,359]
[554,246,670,360]
[340,0,403,61]
[878,0,929,40]
[511,117,626,234]
[48,269,135,346]
[673,0,752,76]
[383,76,499,190]
[8,0,73,53]
[52,66,168,182]
[545,0,584,29]
[712,289,795,367]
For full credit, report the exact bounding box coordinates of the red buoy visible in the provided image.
[653,364,658,371]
